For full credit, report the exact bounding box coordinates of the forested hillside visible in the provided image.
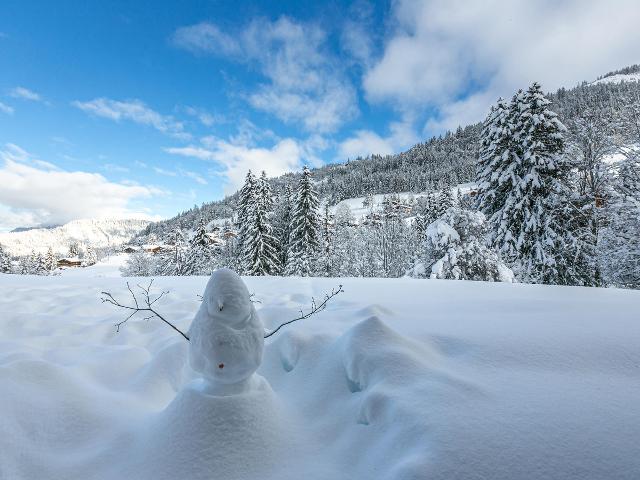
[135,68,640,244]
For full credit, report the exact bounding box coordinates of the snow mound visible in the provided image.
[116,376,287,480]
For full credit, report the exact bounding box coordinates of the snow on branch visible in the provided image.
[263,285,344,339]
[101,280,190,341]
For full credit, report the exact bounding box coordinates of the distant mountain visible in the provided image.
[10,224,60,233]
[135,64,640,244]
[0,218,151,257]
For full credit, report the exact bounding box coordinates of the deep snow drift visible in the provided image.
[1,272,639,479]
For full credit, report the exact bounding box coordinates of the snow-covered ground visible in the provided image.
[591,72,640,85]
[1,271,639,479]
[329,182,477,220]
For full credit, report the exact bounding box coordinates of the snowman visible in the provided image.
[188,268,265,395]
[129,270,284,478]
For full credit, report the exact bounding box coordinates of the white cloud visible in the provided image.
[183,106,223,127]
[0,144,160,231]
[365,0,640,133]
[338,119,419,159]
[72,98,190,139]
[0,101,14,114]
[153,165,208,185]
[173,17,358,133]
[9,86,42,102]
[181,169,208,185]
[166,137,304,193]
[172,22,241,56]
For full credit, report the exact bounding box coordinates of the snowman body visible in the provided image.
[188,269,264,390]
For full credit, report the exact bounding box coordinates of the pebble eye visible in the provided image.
[218,363,224,369]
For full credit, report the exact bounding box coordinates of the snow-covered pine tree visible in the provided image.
[319,203,334,276]
[273,184,294,268]
[435,184,454,218]
[242,171,280,275]
[183,219,215,275]
[83,246,98,267]
[476,97,513,232]
[0,243,12,273]
[68,242,80,258]
[285,166,321,276]
[45,247,57,272]
[479,84,590,285]
[191,219,211,247]
[602,120,640,288]
[35,253,49,275]
[155,227,186,275]
[236,171,257,272]
[414,207,513,282]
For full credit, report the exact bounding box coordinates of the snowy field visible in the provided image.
[1,270,640,479]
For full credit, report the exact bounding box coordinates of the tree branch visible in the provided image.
[101,280,190,341]
[264,285,344,339]
[103,282,344,342]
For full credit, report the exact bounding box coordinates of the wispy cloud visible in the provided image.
[154,165,208,185]
[0,144,160,231]
[102,163,130,173]
[173,17,358,133]
[0,102,14,115]
[182,106,224,127]
[165,136,304,193]
[9,86,43,102]
[72,98,190,139]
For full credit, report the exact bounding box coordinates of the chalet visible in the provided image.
[142,245,163,254]
[121,245,140,253]
[57,258,82,268]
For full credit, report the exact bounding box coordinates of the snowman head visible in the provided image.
[188,269,264,385]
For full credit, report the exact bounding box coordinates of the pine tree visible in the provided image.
[319,203,334,276]
[84,246,98,266]
[0,243,12,273]
[416,208,514,282]
[242,171,280,275]
[435,184,454,218]
[236,171,257,272]
[285,166,321,276]
[45,247,57,272]
[68,242,80,258]
[191,219,211,247]
[476,97,513,230]
[602,149,640,287]
[273,185,294,268]
[183,219,214,275]
[478,84,589,285]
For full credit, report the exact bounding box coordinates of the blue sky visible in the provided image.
[1,0,639,231]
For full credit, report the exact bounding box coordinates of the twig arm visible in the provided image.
[264,285,344,339]
[100,282,190,341]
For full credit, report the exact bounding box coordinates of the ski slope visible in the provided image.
[1,271,639,479]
